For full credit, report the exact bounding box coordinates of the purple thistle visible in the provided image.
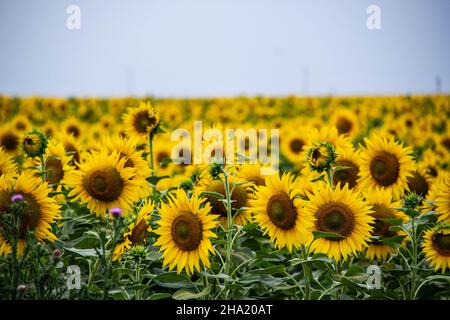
[11,194,24,202]
[110,207,123,218]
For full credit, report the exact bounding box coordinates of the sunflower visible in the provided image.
[11,115,32,133]
[99,135,151,197]
[195,170,252,227]
[306,126,355,156]
[0,147,17,177]
[122,102,160,143]
[406,166,433,199]
[330,108,360,136]
[154,189,218,275]
[62,117,85,140]
[364,189,405,260]
[0,124,21,156]
[237,163,268,192]
[332,148,360,189]
[434,174,450,223]
[303,183,374,261]
[66,150,146,217]
[112,200,154,261]
[359,134,415,200]
[56,132,83,168]
[280,127,309,165]
[0,172,61,256]
[250,173,315,251]
[422,224,450,272]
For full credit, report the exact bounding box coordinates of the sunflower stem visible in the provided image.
[222,168,234,299]
[301,245,312,300]
[39,154,46,183]
[326,168,333,189]
[409,214,419,300]
[148,132,155,177]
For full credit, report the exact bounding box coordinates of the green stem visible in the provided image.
[410,215,418,300]
[135,258,142,300]
[301,245,312,300]
[326,168,333,188]
[39,154,46,183]
[148,132,155,176]
[222,169,234,299]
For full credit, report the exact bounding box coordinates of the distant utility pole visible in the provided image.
[435,76,442,94]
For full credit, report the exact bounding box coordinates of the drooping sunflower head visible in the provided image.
[363,188,405,261]
[112,200,154,261]
[0,172,61,256]
[422,224,450,273]
[66,150,146,217]
[122,102,160,142]
[154,189,219,275]
[250,173,315,252]
[359,134,415,199]
[21,129,48,158]
[303,183,374,261]
[306,141,337,173]
[43,140,75,190]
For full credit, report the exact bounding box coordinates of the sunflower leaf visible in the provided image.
[200,191,225,199]
[172,285,212,300]
[333,166,353,172]
[313,231,345,240]
[378,218,403,225]
[146,175,170,185]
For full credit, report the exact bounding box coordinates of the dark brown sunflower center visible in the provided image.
[441,138,450,152]
[1,133,19,152]
[336,117,352,135]
[19,193,42,238]
[370,151,400,186]
[83,168,124,202]
[67,125,80,138]
[157,151,170,168]
[65,144,80,167]
[316,202,354,238]
[427,166,438,178]
[118,153,134,168]
[46,157,64,185]
[206,181,248,217]
[171,213,203,251]
[370,205,398,242]
[133,111,157,133]
[266,192,297,230]
[16,122,26,131]
[289,138,304,154]
[129,219,148,245]
[333,159,359,189]
[432,233,450,257]
[247,176,266,187]
[407,171,429,197]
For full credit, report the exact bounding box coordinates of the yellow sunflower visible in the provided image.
[359,134,415,200]
[99,135,151,198]
[0,124,21,156]
[66,150,146,217]
[0,172,61,256]
[122,102,160,144]
[303,183,374,261]
[363,188,405,261]
[422,224,450,273]
[154,189,219,275]
[280,127,310,165]
[250,173,315,252]
[237,163,269,192]
[112,200,154,261]
[435,174,450,223]
[330,108,360,136]
[0,147,18,177]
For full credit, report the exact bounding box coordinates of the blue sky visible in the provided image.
[0,0,449,97]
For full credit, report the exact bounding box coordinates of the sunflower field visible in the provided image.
[0,94,450,300]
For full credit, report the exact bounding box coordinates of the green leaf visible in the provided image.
[310,175,325,183]
[333,166,353,172]
[146,175,170,185]
[200,191,224,199]
[152,272,188,283]
[379,235,407,248]
[246,265,286,276]
[172,285,211,300]
[313,231,345,240]
[148,293,172,300]
[64,247,98,257]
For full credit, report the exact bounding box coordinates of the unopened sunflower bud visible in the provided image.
[306,142,337,173]
[22,129,48,158]
[180,179,194,191]
[403,192,423,210]
[208,162,223,179]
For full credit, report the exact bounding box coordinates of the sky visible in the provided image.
[0,0,449,98]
